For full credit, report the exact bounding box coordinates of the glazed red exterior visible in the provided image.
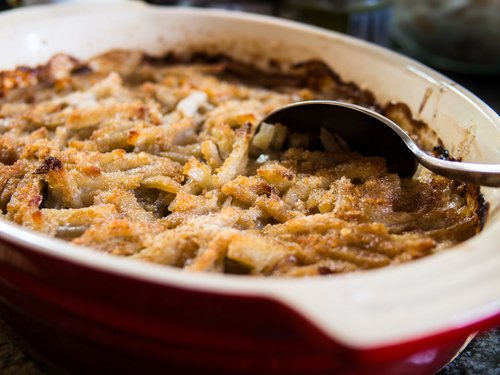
[0,237,491,375]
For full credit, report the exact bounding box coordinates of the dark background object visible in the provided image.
[0,0,11,11]
[145,0,283,15]
[281,0,393,46]
[391,0,500,75]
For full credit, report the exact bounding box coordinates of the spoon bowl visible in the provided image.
[260,100,500,186]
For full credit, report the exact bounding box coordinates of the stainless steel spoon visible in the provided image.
[259,100,500,187]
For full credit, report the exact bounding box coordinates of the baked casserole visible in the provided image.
[0,51,486,276]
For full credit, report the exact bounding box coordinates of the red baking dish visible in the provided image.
[0,2,499,374]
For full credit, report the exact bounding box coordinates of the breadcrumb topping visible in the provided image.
[0,50,482,276]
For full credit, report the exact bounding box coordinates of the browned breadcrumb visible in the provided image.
[0,50,483,276]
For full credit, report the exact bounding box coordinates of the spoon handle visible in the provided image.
[416,152,500,187]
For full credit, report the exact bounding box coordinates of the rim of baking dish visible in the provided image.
[0,1,499,351]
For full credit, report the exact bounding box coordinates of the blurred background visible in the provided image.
[147,0,500,113]
[2,0,498,110]
[0,0,498,374]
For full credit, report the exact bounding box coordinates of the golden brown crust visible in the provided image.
[0,50,484,277]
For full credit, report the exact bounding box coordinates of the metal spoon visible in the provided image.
[259,100,500,187]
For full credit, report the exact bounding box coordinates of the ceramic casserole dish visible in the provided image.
[0,2,499,374]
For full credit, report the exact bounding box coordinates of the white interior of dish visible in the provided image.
[0,2,499,349]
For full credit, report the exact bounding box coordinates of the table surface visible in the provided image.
[0,3,499,375]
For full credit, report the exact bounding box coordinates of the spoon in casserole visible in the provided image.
[259,100,500,187]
